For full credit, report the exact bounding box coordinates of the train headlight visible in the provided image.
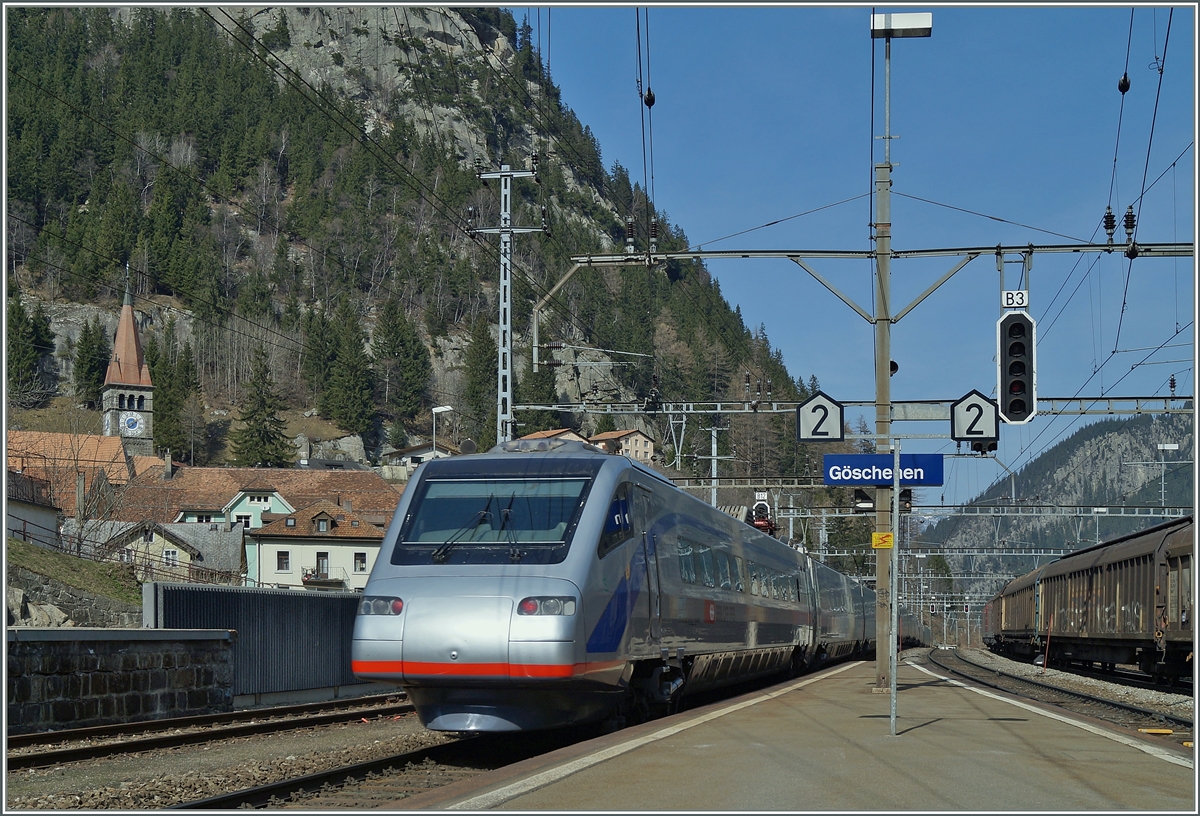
[517,596,577,616]
[360,596,404,615]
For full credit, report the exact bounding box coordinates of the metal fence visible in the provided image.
[6,517,244,586]
[143,583,361,696]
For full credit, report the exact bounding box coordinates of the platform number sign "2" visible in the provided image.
[797,392,845,442]
[950,390,999,443]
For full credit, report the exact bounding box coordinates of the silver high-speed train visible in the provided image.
[352,438,923,731]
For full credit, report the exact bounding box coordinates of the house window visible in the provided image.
[195,514,212,524]
[354,552,367,572]
[350,520,359,527]
[119,548,133,563]
[248,495,270,504]
[162,550,179,567]
[236,515,252,528]
[317,519,328,533]
[277,551,290,571]
[143,528,154,543]
[285,518,296,527]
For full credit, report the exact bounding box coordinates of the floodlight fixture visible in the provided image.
[870,12,932,38]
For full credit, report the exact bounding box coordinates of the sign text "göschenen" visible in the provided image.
[823,454,944,486]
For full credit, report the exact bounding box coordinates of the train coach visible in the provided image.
[984,515,1193,679]
[351,438,904,732]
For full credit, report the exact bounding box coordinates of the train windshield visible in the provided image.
[393,477,592,565]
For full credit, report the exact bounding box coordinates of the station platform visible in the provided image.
[391,652,1195,811]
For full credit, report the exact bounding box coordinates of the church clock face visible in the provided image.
[120,411,145,437]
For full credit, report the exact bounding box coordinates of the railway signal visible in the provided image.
[997,311,1037,424]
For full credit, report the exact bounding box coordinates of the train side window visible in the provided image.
[598,484,633,558]
[678,539,696,584]
[698,546,716,588]
[748,562,759,596]
[732,556,745,592]
[715,551,732,590]
[769,570,780,600]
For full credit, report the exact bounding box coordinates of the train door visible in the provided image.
[633,484,663,643]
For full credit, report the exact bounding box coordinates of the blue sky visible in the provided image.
[537,4,1195,505]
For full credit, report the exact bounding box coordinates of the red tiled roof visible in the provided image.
[251,499,385,539]
[520,428,586,441]
[6,431,132,516]
[589,429,652,442]
[115,465,402,524]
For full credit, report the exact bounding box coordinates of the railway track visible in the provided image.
[170,728,596,810]
[6,694,413,771]
[926,648,1194,750]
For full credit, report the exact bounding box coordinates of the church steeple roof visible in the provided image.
[104,288,153,387]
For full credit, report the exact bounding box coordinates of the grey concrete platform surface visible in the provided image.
[391,653,1195,811]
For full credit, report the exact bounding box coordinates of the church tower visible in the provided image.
[101,289,154,457]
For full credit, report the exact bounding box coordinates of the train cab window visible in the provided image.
[715,551,733,590]
[678,539,696,584]
[698,546,716,588]
[732,556,745,592]
[598,483,634,559]
[748,562,760,596]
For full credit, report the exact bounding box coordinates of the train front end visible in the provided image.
[351,440,621,731]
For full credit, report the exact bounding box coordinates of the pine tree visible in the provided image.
[230,346,294,467]
[372,298,430,420]
[7,293,42,407]
[324,298,376,435]
[300,307,333,406]
[513,357,559,435]
[462,316,497,450]
[72,316,110,409]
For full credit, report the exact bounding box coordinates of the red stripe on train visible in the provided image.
[351,659,625,678]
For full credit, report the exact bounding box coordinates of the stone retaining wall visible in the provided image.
[6,566,142,627]
[6,629,234,735]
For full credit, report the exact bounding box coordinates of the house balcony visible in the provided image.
[301,566,348,590]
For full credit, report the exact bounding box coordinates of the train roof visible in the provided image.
[987,515,1193,603]
[1050,514,1192,564]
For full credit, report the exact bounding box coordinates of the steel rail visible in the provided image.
[6,703,415,771]
[927,649,1192,729]
[6,693,406,749]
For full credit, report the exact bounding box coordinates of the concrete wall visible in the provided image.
[6,628,234,735]
[6,566,142,628]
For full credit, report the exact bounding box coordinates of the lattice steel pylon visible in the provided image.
[473,161,545,443]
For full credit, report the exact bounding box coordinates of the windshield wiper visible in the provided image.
[431,496,495,563]
[496,494,523,563]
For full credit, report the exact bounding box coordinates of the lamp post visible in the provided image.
[869,10,932,694]
[432,406,453,460]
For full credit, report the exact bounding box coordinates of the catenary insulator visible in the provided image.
[1169,375,1177,395]
[1103,206,1116,242]
[644,87,655,108]
[1123,206,1136,238]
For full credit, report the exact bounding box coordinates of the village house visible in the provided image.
[589,429,657,464]
[6,470,61,550]
[59,518,245,585]
[246,500,385,591]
